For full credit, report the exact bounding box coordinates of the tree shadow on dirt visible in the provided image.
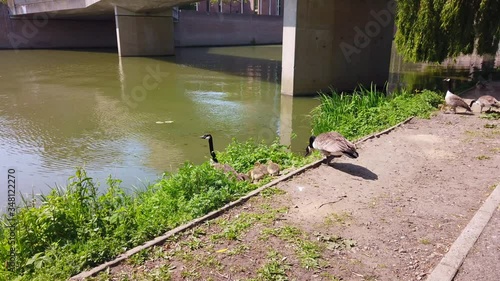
[329,163,378,181]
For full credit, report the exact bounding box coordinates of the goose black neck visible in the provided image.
[207,138,219,163]
[447,79,451,91]
[309,136,316,147]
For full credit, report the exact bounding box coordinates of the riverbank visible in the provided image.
[0,88,444,281]
[88,91,499,280]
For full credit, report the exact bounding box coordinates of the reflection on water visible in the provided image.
[388,42,500,93]
[1,44,499,210]
[0,46,319,208]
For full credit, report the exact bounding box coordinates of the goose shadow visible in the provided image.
[444,111,474,115]
[329,163,378,181]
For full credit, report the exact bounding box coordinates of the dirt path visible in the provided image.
[277,113,499,281]
[94,88,500,281]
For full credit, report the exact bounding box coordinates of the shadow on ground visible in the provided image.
[329,162,378,180]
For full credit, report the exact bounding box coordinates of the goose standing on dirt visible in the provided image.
[443,78,472,114]
[469,95,500,113]
[200,134,248,181]
[305,131,359,165]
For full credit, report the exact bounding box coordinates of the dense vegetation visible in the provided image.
[0,139,307,281]
[311,87,443,140]
[0,88,443,281]
[395,0,500,62]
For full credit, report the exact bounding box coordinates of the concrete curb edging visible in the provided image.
[70,116,415,280]
[426,183,500,281]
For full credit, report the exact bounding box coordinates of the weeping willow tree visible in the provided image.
[395,0,500,63]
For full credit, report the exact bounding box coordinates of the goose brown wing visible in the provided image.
[480,95,499,105]
[315,132,356,154]
[450,95,472,111]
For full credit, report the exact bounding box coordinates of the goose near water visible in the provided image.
[305,131,359,165]
[469,95,500,113]
[200,134,249,181]
[443,78,472,114]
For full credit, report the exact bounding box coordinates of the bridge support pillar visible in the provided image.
[114,6,174,57]
[281,0,395,96]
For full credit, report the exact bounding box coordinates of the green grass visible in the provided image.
[481,112,500,120]
[210,206,287,242]
[0,138,303,281]
[250,250,291,281]
[311,86,443,140]
[217,137,311,173]
[0,165,253,281]
[476,155,491,160]
[420,238,431,245]
[324,211,353,226]
[259,226,323,270]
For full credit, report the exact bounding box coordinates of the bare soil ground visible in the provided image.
[91,89,500,281]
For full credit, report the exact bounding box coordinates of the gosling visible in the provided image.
[266,160,280,176]
[249,162,269,183]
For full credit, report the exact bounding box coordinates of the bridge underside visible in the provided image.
[7,0,395,95]
[8,0,193,56]
[9,0,189,16]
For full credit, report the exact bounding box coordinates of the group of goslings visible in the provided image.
[201,130,359,183]
[200,134,280,183]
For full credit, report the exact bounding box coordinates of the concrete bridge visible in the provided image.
[4,0,395,96]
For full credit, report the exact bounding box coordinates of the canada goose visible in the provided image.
[249,162,269,183]
[469,95,500,113]
[266,160,280,176]
[200,134,247,180]
[305,131,359,165]
[443,78,472,114]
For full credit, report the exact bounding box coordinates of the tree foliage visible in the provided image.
[395,0,500,62]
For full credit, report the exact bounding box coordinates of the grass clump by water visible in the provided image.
[0,138,305,281]
[217,138,311,173]
[311,86,442,140]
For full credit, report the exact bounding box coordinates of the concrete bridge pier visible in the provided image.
[281,0,396,96]
[114,6,174,57]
